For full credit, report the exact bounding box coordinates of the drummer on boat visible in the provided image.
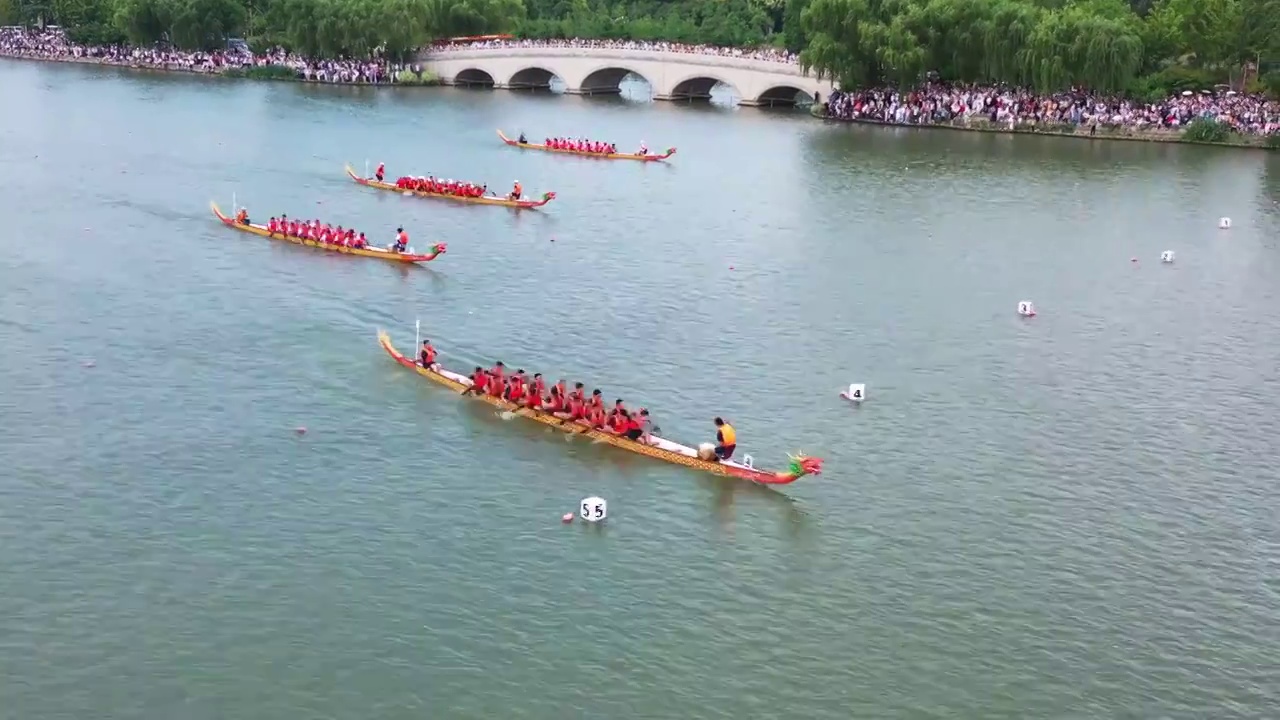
[235,207,250,224]
[509,181,522,201]
[392,227,409,253]
[375,162,385,182]
[712,417,736,460]
[517,132,527,144]
[637,141,648,156]
[419,340,438,371]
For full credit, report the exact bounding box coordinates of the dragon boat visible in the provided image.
[378,330,822,484]
[497,130,676,162]
[344,165,556,209]
[210,203,446,264]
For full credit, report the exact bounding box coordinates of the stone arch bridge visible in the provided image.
[420,46,834,107]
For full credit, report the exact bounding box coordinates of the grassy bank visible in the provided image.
[811,104,1280,151]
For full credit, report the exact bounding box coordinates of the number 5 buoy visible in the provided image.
[580,496,607,522]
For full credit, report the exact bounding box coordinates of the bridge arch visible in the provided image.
[507,66,562,90]
[454,68,495,87]
[667,72,743,102]
[755,84,815,107]
[578,65,652,95]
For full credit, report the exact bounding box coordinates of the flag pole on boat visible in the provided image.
[364,159,369,179]
[414,318,420,359]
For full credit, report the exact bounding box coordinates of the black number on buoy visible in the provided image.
[853,389,862,399]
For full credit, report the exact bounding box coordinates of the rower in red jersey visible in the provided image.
[618,410,643,440]
[525,387,543,411]
[489,361,505,385]
[545,386,565,415]
[375,162,385,182]
[465,366,488,395]
[354,232,367,248]
[506,375,526,404]
[531,373,546,400]
[487,376,504,398]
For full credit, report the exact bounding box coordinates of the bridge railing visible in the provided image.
[422,46,820,80]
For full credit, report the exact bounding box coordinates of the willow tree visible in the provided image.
[1017,0,1143,90]
[799,0,880,86]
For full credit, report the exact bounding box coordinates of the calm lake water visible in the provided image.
[2,60,1280,720]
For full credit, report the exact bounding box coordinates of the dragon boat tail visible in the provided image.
[377,329,821,484]
[345,165,556,209]
[211,203,446,264]
[497,130,676,162]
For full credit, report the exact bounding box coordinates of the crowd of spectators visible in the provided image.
[434,36,799,64]
[0,27,404,84]
[823,85,1280,137]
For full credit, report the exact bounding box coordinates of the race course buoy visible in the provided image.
[840,383,866,402]
[1219,217,1232,229]
[561,512,574,523]
[580,496,607,523]
[1162,250,1175,263]
[1017,301,1037,317]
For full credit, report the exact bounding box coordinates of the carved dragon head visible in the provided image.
[787,454,824,478]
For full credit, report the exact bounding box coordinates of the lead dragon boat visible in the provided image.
[378,330,822,484]
[344,165,557,209]
[211,203,446,264]
[497,130,676,162]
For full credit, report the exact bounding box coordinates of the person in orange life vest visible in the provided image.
[375,162,385,182]
[713,417,736,460]
[509,180,522,201]
[419,340,438,371]
[392,227,408,252]
[235,207,249,224]
[353,232,367,248]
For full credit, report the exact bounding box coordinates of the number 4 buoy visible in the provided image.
[840,383,865,402]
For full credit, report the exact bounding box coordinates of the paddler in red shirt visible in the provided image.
[464,367,488,395]
[525,388,543,411]
[506,376,526,404]
[375,162,385,182]
[546,386,566,415]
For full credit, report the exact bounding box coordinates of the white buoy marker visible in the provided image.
[580,496,607,522]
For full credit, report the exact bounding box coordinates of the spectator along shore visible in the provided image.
[4,28,1276,150]
[818,87,1280,150]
